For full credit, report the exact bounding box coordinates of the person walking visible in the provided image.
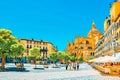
[77,62,79,70]
[73,63,76,70]
[69,62,72,70]
[66,62,69,70]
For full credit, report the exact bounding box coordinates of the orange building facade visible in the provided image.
[65,22,102,60]
[95,0,120,57]
[20,39,57,59]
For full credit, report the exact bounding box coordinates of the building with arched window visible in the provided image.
[65,22,102,61]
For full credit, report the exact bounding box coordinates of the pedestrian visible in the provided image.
[77,62,79,70]
[66,62,69,70]
[73,63,76,70]
[69,62,72,70]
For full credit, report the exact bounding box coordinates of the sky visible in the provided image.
[0,0,114,51]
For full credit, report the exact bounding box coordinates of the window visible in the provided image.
[91,52,94,56]
[108,20,111,26]
[46,47,47,50]
[117,33,119,38]
[30,45,32,48]
[86,41,89,44]
[43,42,45,45]
[92,52,94,56]
[88,47,92,50]
[27,45,29,48]
[75,47,77,49]
[91,52,92,56]
[81,47,83,49]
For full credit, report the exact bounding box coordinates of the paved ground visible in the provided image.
[0,63,120,80]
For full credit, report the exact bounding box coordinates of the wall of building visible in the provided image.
[65,22,102,60]
[95,1,120,57]
[19,39,57,59]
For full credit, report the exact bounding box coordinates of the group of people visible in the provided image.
[65,62,80,70]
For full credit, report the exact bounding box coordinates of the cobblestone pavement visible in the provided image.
[0,63,120,80]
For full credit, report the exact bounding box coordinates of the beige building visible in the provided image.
[95,0,120,57]
[96,0,120,57]
[20,39,57,59]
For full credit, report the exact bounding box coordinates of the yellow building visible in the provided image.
[95,35,104,57]
[20,39,57,59]
[65,22,102,60]
[102,0,120,56]
[115,1,120,52]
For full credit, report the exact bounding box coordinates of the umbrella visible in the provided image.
[99,56,117,62]
[115,58,120,62]
[113,52,120,58]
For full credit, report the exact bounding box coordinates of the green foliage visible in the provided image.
[78,56,83,62]
[57,51,63,59]
[70,56,76,62]
[27,56,34,60]
[62,52,70,62]
[0,29,20,57]
[9,44,25,57]
[88,56,94,60]
[48,52,58,62]
[28,47,40,59]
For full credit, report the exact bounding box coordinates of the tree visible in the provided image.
[78,56,83,62]
[48,52,58,67]
[70,56,76,62]
[0,29,19,69]
[62,52,70,63]
[88,56,94,61]
[28,47,40,68]
[10,44,25,57]
[10,44,25,63]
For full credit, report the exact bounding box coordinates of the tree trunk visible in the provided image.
[53,61,55,67]
[2,54,5,69]
[35,63,36,68]
[34,58,36,68]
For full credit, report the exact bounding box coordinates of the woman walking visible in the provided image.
[66,62,69,70]
[73,63,76,70]
[77,62,79,70]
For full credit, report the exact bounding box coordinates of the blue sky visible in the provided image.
[0,0,114,51]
